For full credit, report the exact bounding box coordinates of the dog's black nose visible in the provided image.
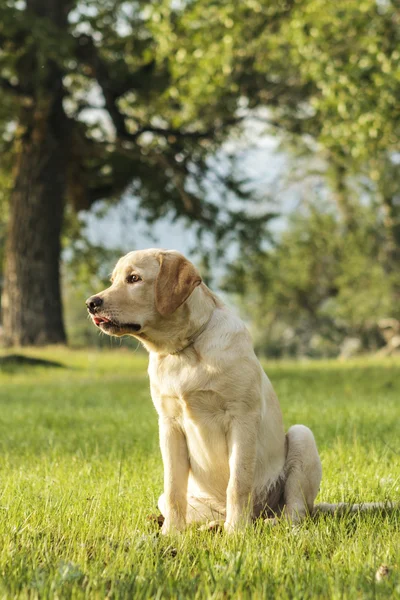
[86,295,103,313]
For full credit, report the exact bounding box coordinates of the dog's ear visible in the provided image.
[155,252,202,317]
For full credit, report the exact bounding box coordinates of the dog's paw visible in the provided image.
[223,521,246,534]
[161,519,185,536]
[223,521,233,534]
[224,513,252,534]
[198,520,224,532]
[263,516,278,527]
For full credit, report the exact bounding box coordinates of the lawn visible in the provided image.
[0,348,399,599]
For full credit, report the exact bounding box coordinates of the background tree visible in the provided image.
[0,0,277,346]
[224,200,397,357]
[162,0,400,264]
[236,0,400,244]
[217,0,400,356]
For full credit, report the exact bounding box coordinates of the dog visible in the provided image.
[86,249,393,533]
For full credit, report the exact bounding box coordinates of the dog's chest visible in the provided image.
[149,355,229,424]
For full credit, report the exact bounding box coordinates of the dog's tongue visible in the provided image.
[94,316,110,325]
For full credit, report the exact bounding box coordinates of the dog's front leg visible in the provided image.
[159,417,189,535]
[225,416,258,533]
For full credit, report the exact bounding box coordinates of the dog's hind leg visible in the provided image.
[281,425,322,524]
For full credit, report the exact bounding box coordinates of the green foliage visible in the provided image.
[225,200,398,357]
[277,0,400,162]
[0,0,276,268]
[224,0,400,168]
[1,0,399,223]
[0,348,399,597]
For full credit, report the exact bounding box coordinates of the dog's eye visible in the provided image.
[126,274,141,284]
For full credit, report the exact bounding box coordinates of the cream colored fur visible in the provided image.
[88,249,324,534]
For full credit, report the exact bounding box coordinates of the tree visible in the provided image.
[236,0,400,250]
[0,0,277,346]
[224,200,396,357]
[224,0,400,325]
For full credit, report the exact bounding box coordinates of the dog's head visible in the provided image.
[86,249,202,338]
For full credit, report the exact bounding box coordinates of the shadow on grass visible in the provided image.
[0,354,66,372]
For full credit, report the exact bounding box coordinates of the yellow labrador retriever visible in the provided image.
[86,248,323,534]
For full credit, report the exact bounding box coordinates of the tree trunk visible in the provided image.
[1,0,69,346]
[328,159,356,230]
[2,107,67,345]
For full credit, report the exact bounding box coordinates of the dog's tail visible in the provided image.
[313,501,399,516]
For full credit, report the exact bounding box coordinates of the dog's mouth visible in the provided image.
[90,314,141,334]
[93,315,111,326]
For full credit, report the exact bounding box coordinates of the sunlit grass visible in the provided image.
[0,349,399,598]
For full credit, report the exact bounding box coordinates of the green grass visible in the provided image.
[0,348,399,599]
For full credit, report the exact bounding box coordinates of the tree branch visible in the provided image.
[75,34,130,136]
[130,117,243,142]
[75,34,243,145]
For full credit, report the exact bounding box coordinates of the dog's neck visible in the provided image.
[169,311,214,355]
[136,284,221,356]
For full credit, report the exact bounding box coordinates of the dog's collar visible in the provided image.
[170,314,213,355]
